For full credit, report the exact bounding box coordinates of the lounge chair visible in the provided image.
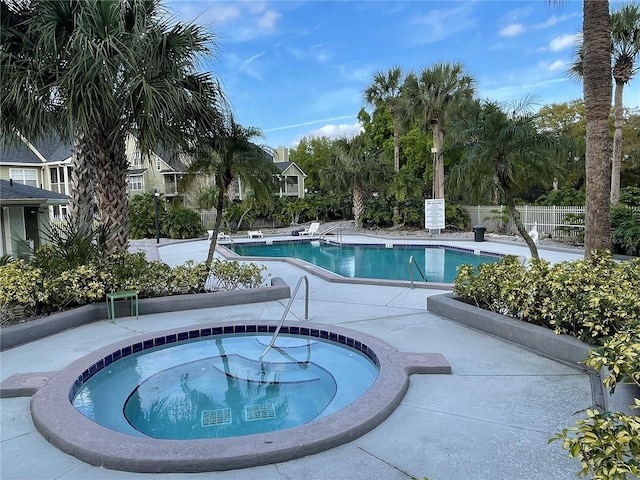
[248,230,263,239]
[208,230,230,240]
[299,222,321,237]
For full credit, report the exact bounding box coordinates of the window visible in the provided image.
[10,169,38,187]
[132,149,143,167]
[156,158,162,171]
[129,175,143,191]
[49,166,67,194]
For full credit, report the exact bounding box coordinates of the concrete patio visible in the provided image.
[0,236,612,480]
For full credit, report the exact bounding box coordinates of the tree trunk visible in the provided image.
[391,116,401,224]
[205,186,225,269]
[94,136,129,254]
[69,134,96,229]
[431,122,445,199]
[611,79,624,205]
[352,186,364,228]
[582,0,612,259]
[505,193,539,260]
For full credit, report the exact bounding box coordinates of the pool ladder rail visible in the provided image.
[258,275,310,364]
[409,255,428,289]
[319,225,343,244]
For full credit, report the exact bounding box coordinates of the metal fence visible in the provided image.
[462,205,587,239]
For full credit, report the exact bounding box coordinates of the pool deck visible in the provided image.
[0,235,622,480]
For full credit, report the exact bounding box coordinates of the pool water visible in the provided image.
[72,334,378,440]
[230,241,501,283]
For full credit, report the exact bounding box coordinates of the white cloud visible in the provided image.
[407,3,477,44]
[548,60,566,72]
[294,123,363,144]
[500,24,525,37]
[549,34,578,52]
[257,10,281,31]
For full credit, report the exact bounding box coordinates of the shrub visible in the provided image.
[130,193,164,239]
[208,259,267,291]
[550,330,640,479]
[0,260,47,322]
[454,253,640,344]
[611,205,640,256]
[44,264,111,310]
[163,206,203,239]
[445,204,471,231]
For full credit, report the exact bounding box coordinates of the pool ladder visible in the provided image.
[409,256,428,289]
[258,275,310,363]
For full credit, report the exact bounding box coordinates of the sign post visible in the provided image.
[425,199,445,234]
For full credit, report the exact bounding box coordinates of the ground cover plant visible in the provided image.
[454,253,640,478]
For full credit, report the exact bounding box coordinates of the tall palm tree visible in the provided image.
[322,134,391,228]
[364,67,404,223]
[401,62,475,200]
[569,3,640,206]
[448,99,568,260]
[610,2,640,204]
[1,0,225,253]
[582,0,613,258]
[187,115,280,268]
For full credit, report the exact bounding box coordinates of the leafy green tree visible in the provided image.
[321,134,391,227]
[448,99,569,259]
[186,115,280,268]
[288,136,334,193]
[401,62,475,200]
[1,0,224,253]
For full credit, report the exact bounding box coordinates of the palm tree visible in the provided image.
[187,115,280,268]
[364,67,404,223]
[610,2,640,204]
[401,62,475,200]
[448,99,568,260]
[582,0,613,257]
[1,0,225,253]
[321,134,391,228]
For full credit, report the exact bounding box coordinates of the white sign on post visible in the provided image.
[425,199,445,231]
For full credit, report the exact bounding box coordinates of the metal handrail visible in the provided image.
[258,275,310,364]
[320,225,342,243]
[409,256,428,289]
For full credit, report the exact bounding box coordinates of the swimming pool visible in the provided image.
[31,320,450,472]
[229,241,502,283]
[72,333,378,440]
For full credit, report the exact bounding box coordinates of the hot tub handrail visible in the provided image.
[259,275,310,363]
[409,255,428,289]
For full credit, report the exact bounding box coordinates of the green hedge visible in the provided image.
[453,252,640,345]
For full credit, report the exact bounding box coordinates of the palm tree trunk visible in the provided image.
[94,138,129,254]
[392,117,401,224]
[582,0,612,259]
[611,79,624,205]
[432,123,445,199]
[505,193,539,260]
[69,134,96,229]
[352,186,364,228]
[205,186,225,269]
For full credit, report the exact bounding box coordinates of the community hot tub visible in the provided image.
[31,320,450,473]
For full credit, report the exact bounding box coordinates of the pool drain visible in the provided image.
[201,409,231,426]
[245,403,276,421]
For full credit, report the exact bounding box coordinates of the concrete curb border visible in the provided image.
[1,278,290,351]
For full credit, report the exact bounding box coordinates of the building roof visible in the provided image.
[0,142,42,164]
[0,135,73,165]
[275,161,307,176]
[0,179,69,205]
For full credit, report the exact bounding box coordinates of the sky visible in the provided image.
[167,0,640,149]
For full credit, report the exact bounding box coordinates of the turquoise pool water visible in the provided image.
[72,334,378,439]
[230,241,501,283]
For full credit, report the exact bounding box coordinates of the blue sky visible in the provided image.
[167,0,640,149]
